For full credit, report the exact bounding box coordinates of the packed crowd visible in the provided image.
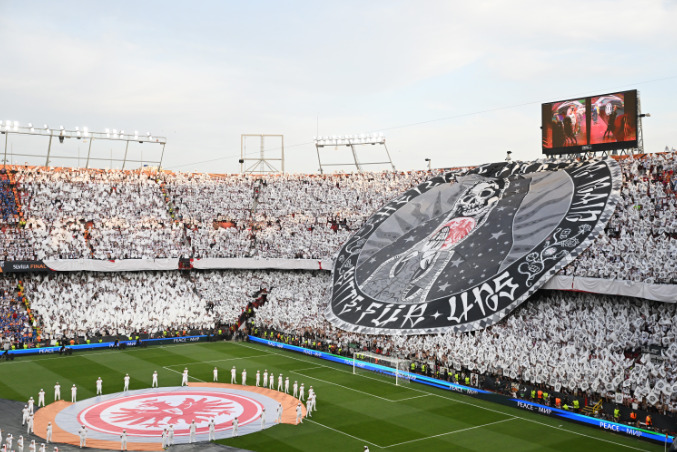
[16,167,187,260]
[13,267,677,414]
[0,153,673,286]
[248,272,677,413]
[561,153,677,283]
[0,170,20,224]
[24,272,213,339]
[0,276,36,347]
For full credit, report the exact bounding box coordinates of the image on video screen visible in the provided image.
[543,99,588,150]
[590,92,637,145]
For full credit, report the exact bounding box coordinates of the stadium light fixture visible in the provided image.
[1,120,167,171]
[314,132,386,148]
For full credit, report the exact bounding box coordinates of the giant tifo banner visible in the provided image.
[327,159,621,335]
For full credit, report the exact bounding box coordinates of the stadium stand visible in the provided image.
[0,276,37,349]
[0,153,675,434]
[560,153,677,283]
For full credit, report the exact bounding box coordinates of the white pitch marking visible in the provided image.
[291,366,325,372]
[383,417,517,448]
[305,419,382,448]
[291,370,397,402]
[162,366,206,383]
[237,342,656,451]
[0,342,201,364]
[394,394,432,401]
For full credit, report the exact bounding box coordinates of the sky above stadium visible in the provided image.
[1,0,676,174]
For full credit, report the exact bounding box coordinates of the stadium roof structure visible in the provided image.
[0,121,166,170]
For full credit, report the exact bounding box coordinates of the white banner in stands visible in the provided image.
[45,259,179,272]
[192,258,330,271]
[542,275,675,303]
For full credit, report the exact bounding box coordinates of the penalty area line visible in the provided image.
[305,419,382,448]
[290,370,401,402]
[383,417,518,448]
[238,342,654,451]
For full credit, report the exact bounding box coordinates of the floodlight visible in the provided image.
[13,121,18,131]
[44,124,48,130]
[5,121,11,131]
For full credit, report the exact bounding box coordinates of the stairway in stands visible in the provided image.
[245,178,265,257]
[15,280,42,347]
[155,172,193,255]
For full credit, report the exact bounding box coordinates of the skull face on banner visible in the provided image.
[366,178,508,303]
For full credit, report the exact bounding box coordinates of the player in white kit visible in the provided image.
[231,416,238,437]
[96,377,103,395]
[189,420,196,443]
[78,425,87,448]
[152,370,158,388]
[208,418,216,441]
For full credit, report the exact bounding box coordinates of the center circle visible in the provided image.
[78,390,262,436]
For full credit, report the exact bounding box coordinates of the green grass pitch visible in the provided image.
[0,341,663,451]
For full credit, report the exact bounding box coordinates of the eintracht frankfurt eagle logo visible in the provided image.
[327,159,621,335]
[79,391,261,436]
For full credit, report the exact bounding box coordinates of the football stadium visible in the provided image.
[1,2,676,452]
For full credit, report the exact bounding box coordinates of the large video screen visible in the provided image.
[542,90,637,155]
